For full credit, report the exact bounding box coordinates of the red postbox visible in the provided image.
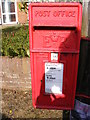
[29,3,82,110]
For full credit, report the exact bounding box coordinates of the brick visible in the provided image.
[17,3,28,24]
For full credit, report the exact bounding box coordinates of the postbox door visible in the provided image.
[31,52,79,109]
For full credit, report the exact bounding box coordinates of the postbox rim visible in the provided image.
[29,2,82,7]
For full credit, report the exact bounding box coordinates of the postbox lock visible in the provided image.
[51,53,58,61]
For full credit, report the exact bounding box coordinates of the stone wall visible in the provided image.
[0,57,31,90]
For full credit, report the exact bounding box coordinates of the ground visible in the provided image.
[1,88,70,120]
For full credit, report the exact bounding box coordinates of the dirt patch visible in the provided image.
[1,88,66,120]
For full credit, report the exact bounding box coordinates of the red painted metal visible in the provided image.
[29,3,82,110]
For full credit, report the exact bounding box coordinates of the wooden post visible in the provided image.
[88,1,90,37]
[81,0,89,37]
